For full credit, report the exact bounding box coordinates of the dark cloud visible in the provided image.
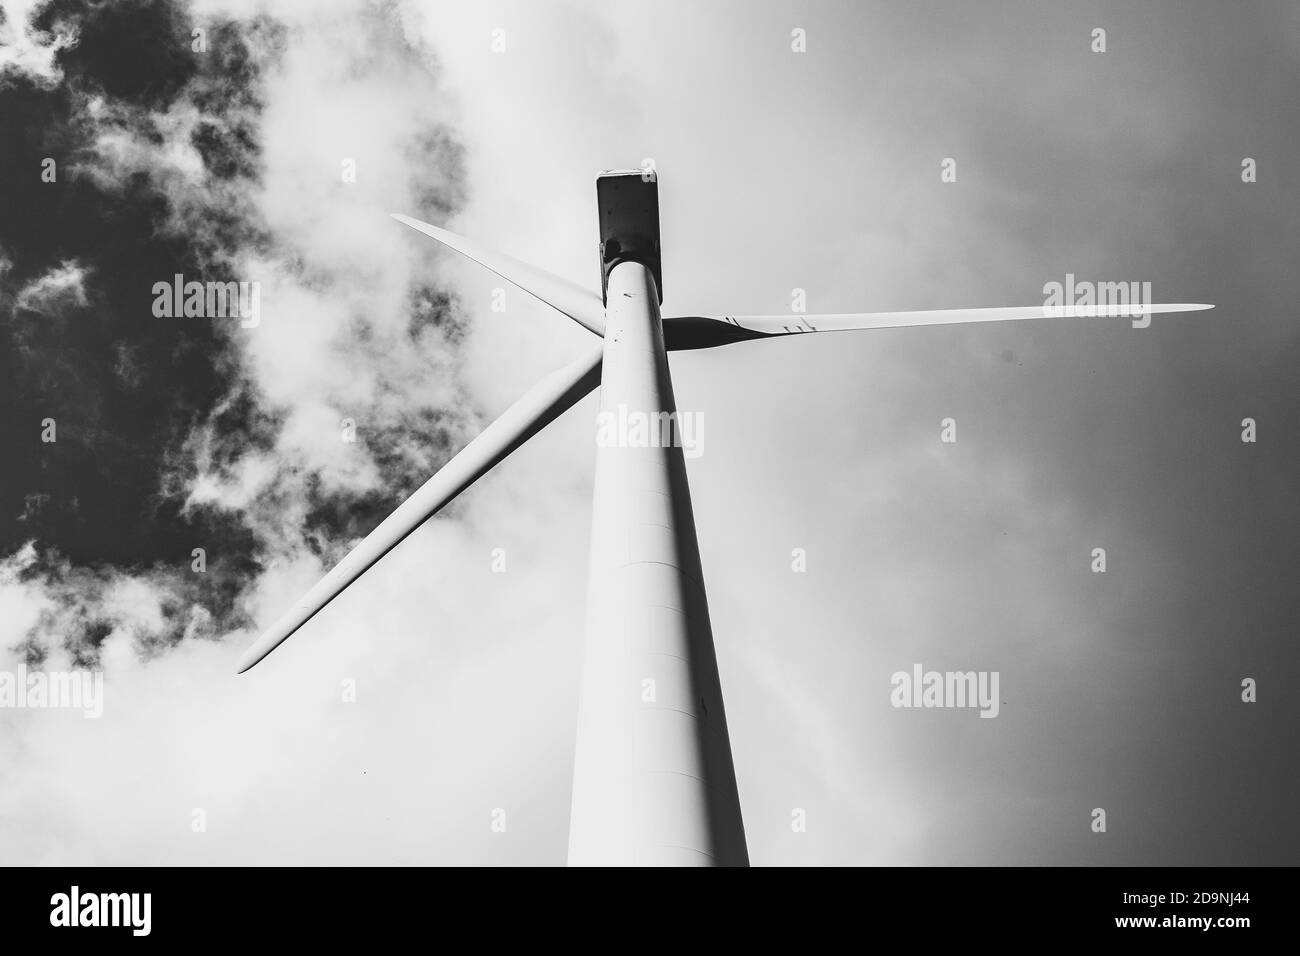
[0,0,469,662]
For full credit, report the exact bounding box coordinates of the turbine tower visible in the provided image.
[236,169,1212,866]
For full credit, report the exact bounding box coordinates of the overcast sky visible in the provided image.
[1,0,1296,865]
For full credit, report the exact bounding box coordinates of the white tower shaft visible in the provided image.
[567,261,748,866]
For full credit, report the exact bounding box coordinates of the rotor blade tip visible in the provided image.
[234,637,274,674]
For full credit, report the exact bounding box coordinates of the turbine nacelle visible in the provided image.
[596,169,663,305]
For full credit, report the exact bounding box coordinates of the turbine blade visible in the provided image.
[391,213,606,337]
[235,344,604,674]
[663,303,1214,350]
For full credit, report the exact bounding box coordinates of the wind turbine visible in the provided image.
[235,169,1212,866]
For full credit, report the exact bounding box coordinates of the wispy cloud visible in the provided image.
[0,0,79,89]
[12,259,90,313]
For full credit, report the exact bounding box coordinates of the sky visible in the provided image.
[0,0,1296,865]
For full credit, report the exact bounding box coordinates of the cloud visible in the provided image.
[11,258,90,312]
[0,0,79,89]
[1,0,476,661]
[0,0,594,867]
